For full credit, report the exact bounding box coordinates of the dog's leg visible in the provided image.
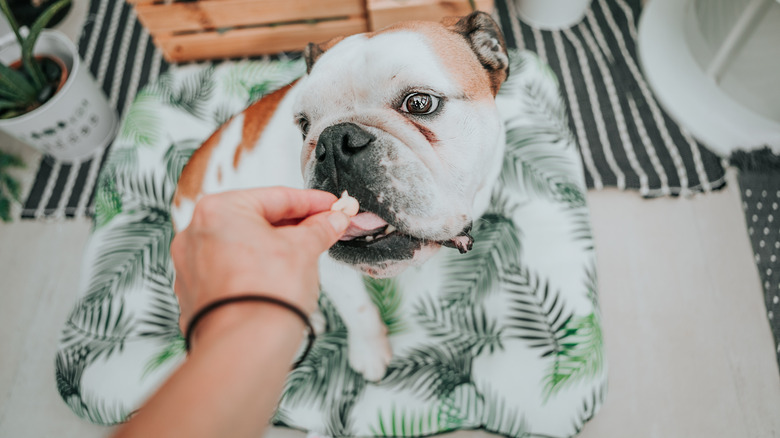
[319,255,392,382]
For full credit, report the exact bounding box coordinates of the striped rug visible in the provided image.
[20,0,168,219]
[18,0,727,219]
[495,0,727,197]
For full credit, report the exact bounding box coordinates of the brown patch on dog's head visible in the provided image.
[364,12,509,98]
[445,11,509,95]
[304,12,508,96]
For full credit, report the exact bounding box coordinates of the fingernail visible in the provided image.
[328,212,350,232]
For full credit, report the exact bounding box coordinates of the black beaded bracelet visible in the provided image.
[184,294,316,369]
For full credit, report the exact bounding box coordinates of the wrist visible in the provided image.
[188,300,306,352]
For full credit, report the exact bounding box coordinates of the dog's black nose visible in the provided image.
[315,122,375,163]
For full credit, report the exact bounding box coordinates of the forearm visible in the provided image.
[113,305,304,438]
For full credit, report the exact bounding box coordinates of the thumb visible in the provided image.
[292,210,350,252]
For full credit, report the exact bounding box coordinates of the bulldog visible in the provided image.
[172,11,509,381]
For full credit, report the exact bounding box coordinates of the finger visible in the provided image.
[229,187,338,224]
[274,217,305,227]
[286,210,350,253]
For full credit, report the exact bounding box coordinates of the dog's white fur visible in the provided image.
[172,15,508,381]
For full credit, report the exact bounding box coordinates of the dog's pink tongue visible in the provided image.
[340,212,389,241]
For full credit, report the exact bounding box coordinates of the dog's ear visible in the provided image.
[304,36,346,75]
[446,11,509,95]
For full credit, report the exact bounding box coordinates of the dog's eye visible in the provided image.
[297,117,310,137]
[401,93,439,115]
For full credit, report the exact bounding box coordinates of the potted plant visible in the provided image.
[0,0,117,162]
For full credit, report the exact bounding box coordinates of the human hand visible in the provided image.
[170,187,350,342]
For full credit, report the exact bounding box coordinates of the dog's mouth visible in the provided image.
[339,211,474,254]
[339,212,396,244]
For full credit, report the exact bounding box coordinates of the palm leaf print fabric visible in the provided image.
[56,51,607,438]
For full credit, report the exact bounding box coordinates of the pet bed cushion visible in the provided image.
[56,50,607,437]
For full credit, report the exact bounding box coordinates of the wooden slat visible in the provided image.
[367,0,494,31]
[154,17,368,62]
[135,0,365,33]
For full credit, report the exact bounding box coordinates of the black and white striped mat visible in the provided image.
[19,0,727,219]
[20,0,168,219]
[495,0,726,197]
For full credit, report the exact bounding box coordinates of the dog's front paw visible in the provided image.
[348,333,392,382]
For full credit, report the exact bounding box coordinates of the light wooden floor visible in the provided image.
[1,170,779,438]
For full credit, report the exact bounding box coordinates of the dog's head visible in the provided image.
[294,12,509,277]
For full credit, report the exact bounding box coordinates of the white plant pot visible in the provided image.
[0,30,117,162]
[515,0,592,30]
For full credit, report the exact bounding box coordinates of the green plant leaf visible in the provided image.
[282,294,366,409]
[362,276,405,335]
[142,335,185,378]
[22,0,72,88]
[323,381,360,436]
[382,342,472,399]
[212,103,236,126]
[57,348,131,426]
[0,62,37,102]
[372,403,447,437]
[222,59,304,101]
[0,150,24,222]
[163,139,199,185]
[0,98,23,112]
[442,212,522,308]
[501,124,578,201]
[70,389,131,426]
[2,173,22,201]
[148,67,216,120]
[60,297,135,364]
[93,175,122,229]
[478,389,530,437]
[0,0,26,63]
[103,147,138,175]
[115,171,175,214]
[571,382,607,434]
[542,312,604,399]
[584,260,599,308]
[502,266,605,400]
[0,149,25,169]
[117,90,163,147]
[83,209,173,306]
[568,208,594,251]
[0,197,10,222]
[137,265,180,340]
[415,296,505,357]
[503,267,572,358]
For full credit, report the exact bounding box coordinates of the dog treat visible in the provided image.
[331,191,360,217]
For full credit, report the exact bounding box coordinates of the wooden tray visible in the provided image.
[128,0,494,62]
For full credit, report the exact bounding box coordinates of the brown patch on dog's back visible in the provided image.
[233,81,298,168]
[175,80,298,207]
[174,127,224,207]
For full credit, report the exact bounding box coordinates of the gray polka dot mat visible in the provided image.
[732,148,780,371]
